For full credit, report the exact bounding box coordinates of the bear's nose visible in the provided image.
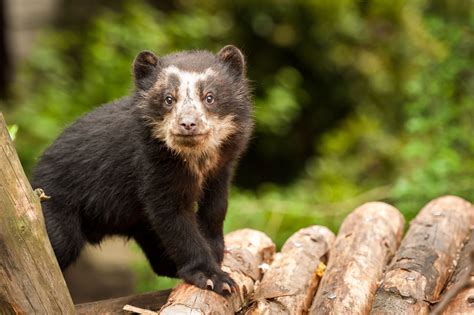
[179,116,197,132]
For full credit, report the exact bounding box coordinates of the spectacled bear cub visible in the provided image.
[32,45,253,296]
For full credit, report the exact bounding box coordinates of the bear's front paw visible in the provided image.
[178,265,236,296]
[208,237,225,264]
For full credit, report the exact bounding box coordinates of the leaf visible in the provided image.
[7,125,18,141]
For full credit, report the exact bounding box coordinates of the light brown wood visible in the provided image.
[246,225,335,315]
[370,196,474,315]
[75,290,171,315]
[159,229,276,315]
[0,113,76,314]
[123,304,158,314]
[310,202,405,315]
[432,228,474,315]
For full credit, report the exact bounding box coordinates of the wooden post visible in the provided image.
[370,196,474,315]
[0,113,76,314]
[310,202,405,315]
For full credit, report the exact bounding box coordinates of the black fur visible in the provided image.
[32,46,252,295]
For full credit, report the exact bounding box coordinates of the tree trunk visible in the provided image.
[75,289,171,315]
[310,202,405,315]
[0,113,76,314]
[159,229,276,315]
[246,225,335,315]
[370,196,474,315]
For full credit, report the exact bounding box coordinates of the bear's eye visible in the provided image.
[164,95,174,106]
[205,92,214,105]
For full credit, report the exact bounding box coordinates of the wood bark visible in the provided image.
[310,202,405,315]
[370,196,474,315]
[0,113,76,314]
[75,289,171,315]
[431,228,474,314]
[246,225,335,315]
[159,229,276,315]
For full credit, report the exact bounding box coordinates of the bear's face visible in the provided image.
[144,65,238,158]
[134,46,251,161]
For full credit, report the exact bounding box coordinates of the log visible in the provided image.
[0,113,76,314]
[310,202,405,315]
[431,228,474,315]
[246,225,335,315]
[159,229,276,315]
[75,289,171,314]
[370,196,474,315]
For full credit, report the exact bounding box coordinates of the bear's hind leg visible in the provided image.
[42,202,85,270]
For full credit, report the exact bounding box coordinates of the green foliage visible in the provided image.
[255,67,303,135]
[8,0,444,184]
[392,17,474,218]
[4,0,473,293]
[7,125,18,141]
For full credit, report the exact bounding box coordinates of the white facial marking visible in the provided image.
[163,66,216,126]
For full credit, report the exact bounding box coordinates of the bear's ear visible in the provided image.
[133,50,161,90]
[217,45,245,78]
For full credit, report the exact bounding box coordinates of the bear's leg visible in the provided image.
[42,202,85,270]
[198,164,233,264]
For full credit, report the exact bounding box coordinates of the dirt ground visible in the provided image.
[64,237,143,304]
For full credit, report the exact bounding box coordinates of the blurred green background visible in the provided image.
[1,0,473,293]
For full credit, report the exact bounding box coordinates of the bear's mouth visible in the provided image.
[171,132,210,147]
[173,133,208,137]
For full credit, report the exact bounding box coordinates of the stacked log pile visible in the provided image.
[96,196,473,315]
[1,115,473,314]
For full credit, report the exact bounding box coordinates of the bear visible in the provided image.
[32,45,253,296]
